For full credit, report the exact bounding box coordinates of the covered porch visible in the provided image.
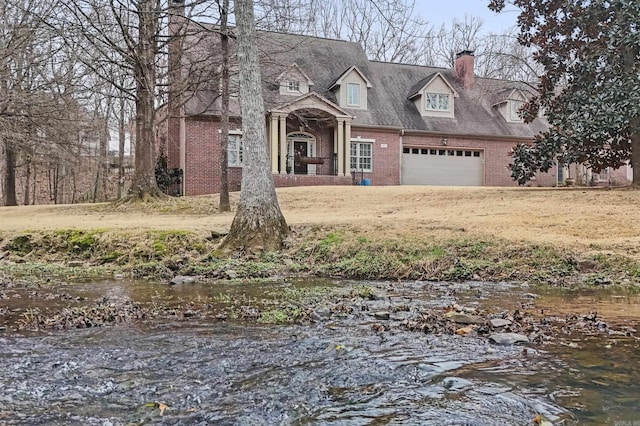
[267,93,355,184]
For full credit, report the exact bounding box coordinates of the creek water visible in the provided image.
[0,279,638,425]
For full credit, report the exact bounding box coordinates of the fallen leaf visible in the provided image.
[455,326,474,335]
[158,402,169,415]
[533,414,553,425]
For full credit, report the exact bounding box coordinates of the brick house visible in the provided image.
[166,21,630,196]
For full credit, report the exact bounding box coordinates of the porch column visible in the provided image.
[269,114,279,174]
[336,117,345,176]
[279,114,287,174]
[344,119,352,176]
[333,125,338,175]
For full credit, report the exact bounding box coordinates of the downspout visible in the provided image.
[399,129,405,184]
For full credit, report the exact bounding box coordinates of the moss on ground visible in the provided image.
[1,225,640,287]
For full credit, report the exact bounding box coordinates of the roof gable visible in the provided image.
[492,88,531,107]
[275,62,314,86]
[328,65,373,90]
[407,72,458,100]
[271,91,353,117]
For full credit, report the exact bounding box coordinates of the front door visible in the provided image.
[293,141,308,175]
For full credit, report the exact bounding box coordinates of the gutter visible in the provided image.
[398,129,537,143]
[351,124,536,143]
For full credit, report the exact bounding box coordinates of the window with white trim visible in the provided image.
[425,93,450,110]
[227,133,243,167]
[347,83,361,106]
[287,80,300,92]
[350,141,372,172]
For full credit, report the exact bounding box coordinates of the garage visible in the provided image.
[401,147,483,186]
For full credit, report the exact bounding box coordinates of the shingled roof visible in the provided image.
[180,28,546,140]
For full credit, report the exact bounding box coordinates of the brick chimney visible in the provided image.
[455,50,475,89]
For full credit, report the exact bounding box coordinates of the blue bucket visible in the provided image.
[362,178,370,186]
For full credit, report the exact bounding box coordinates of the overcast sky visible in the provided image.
[414,0,520,33]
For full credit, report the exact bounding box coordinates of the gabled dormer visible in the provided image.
[493,88,530,123]
[407,72,458,118]
[276,63,314,96]
[328,66,372,110]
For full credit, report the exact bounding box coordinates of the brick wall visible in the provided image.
[351,128,401,185]
[183,117,243,195]
[177,116,572,195]
[184,117,218,195]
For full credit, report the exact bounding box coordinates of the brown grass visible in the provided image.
[1,186,639,258]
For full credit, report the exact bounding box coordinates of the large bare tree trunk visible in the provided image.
[218,0,231,212]
[0,140,4,206]
[23,154,31,205]
[4,142,17,206]
[118,97,126,199]
[99,115,109,201]
[220,0,288,253]
[128,0,162,201]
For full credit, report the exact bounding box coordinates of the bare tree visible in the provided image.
[427,15,540,81]
[255,1,538,81]
[255,0,435,64]
[218,0,231,211]
[220,0,289,252]
[54,0,173,201]
[1,0,87,206]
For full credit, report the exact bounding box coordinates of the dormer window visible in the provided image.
[408,72,457,118]
[493,89,531,123]
[347,83,361,106]
[425,93,450,111]
[287,80,300,93]
[277,63,313,96]
[329,66,371,110]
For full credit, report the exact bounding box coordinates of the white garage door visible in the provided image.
[401,147,483,186]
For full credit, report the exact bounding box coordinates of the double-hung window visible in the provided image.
[227,134,243,167]
[347,83,361,107]
[287,80,300,92]
[350,141,372,172]
[425,93,450,110]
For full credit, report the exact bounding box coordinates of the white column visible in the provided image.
[270,114,279,174]
[344,119,352,176]
[279,115,287,174]
[337,117,345,176]
[333,125,338,175]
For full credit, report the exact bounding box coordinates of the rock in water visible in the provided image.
[489,318,512,328]
[489,333,529,345]
[447,313,484,325]
[373,311,390,320]
[169,275,197,285]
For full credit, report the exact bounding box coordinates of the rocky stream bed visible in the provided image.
[0,277,639,425]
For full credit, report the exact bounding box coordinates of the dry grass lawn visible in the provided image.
[1,186,639,257]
